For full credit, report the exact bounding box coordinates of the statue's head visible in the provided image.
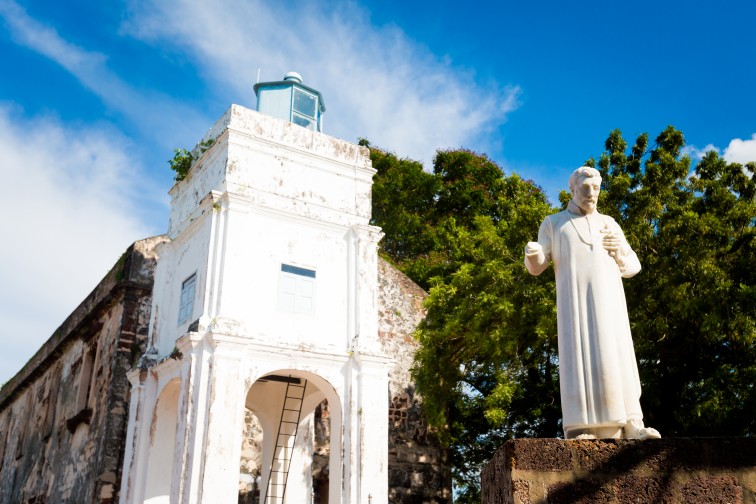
[569,166,602,214]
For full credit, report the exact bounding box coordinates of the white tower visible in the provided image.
[120,76,388,503]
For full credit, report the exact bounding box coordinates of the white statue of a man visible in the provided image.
[525,167,660,440]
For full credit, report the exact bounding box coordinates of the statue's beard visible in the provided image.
[572,198,596,214]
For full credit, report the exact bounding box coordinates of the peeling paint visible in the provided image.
[0,105,450,504]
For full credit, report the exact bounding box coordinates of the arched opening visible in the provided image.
[144,379,180,503]
[241,371,340,504]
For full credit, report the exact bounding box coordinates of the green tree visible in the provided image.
[370,147,439,263]
[369,146,559,501]
[595,127,756,437]
[369,129,756,500]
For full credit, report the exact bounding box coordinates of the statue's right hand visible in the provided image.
[524,241,547,275]
[525,242,543,255]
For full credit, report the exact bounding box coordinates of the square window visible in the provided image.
[278,264,316,314]
[292,113,316,130]
[293,89,317,118]
[178,273,197,324]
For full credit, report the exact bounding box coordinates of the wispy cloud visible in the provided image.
[122,0,520,167]
[0,0,209,150]
[723,134,756,164]
[0,0,522,384]
[0,0,111,79]
[0,105,157,384]
[682,143,719,161]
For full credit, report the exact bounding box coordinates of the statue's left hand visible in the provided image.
[601,229,626,270]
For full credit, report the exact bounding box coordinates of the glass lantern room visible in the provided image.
[253,72,326,132]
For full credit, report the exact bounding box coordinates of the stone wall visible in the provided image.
[238,409,263,503]
[481,438,756,504]
[377,258,452,503]
[0,237,164,504]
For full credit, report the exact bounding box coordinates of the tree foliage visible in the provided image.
[168,138,216,181]
[594,127,756,436]
[369,129,756,500]
[370,147,559,501]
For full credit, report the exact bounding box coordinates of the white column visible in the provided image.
[341,353,390,503]
[342,356,360,504]
[119,369,144,504]
[197,334,248,502]
[352,224,384,354]
[202,190,227,323]
[356,355,390,503]
[175,332,214,504]
[119,369,158,504]
[282,414,314,504]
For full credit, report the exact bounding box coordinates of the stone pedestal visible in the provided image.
[481,438,756,504]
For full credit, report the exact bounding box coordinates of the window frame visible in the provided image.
[178,272,197,325]
[278,264,316,314]
[291,88,318,131]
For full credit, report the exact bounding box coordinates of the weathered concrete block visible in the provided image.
[481,438,756,504]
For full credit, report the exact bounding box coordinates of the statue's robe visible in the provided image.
[526,202,644,436]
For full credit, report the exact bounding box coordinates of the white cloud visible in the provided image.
[0,0,210,150]
[122,0,520,167]
[682,143,719,161]
[0,106,156,384]
[683,135,756,168]
[0,0,523,385]
[723,134,756,164]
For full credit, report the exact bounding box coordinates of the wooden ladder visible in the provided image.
[264,377,307,503]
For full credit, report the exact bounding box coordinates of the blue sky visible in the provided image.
[1,0,755,384]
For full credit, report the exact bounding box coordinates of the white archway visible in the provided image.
[244,370,341,504]
[144,379,180,503]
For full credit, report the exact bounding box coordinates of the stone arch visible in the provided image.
[143,378,180,503]
[243,369,341,504]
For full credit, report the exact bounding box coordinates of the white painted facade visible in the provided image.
[120,105,389,503]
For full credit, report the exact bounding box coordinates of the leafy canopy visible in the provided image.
[368,128,756,501]
[370,146,559,501]
[594,127,756,437]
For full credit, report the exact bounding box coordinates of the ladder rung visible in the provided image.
[264,379,308,504]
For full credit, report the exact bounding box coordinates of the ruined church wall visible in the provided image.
[377,258,452,503]
[0,237,163,504]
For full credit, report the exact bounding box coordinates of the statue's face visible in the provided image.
[571,175,601,214]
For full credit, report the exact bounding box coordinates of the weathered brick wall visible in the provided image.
[481,438,756,504]
[377,258,452,503]
[0,237,164,504]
